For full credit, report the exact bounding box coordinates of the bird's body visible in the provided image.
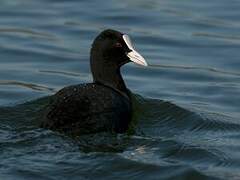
[42,83,131,136]
[41,29,147,136]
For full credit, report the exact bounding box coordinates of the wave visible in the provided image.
[0,95,239,179]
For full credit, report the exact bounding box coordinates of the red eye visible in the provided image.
[115,42,122,48]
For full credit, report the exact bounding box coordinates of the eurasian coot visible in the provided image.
[41,29,147,136]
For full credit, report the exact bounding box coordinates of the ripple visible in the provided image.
[149,64,240,77]
[39,70,88,77]
[0,80,55,92]
[0,27,57,41]
[192,32,240,44]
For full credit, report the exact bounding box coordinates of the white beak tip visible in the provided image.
[126,50,148,67]
[142,60,148,66]
[135,59,148,66]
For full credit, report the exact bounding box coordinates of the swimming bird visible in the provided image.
[41,29,147,136]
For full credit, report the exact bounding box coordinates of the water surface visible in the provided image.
[0,0,240,179]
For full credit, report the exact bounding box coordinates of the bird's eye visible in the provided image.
[114,42,122,48]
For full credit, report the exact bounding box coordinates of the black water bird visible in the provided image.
[41,29,148,136]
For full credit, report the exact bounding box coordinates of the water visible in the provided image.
[0,0,240,179]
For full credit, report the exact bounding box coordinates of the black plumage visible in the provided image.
[41,29,147,136]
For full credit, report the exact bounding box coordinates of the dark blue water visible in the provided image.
[1,0,240,179]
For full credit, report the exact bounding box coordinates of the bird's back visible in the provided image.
[41,83,132,136]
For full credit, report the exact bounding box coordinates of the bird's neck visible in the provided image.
[90,45,130,98]
[91,63,128,95]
